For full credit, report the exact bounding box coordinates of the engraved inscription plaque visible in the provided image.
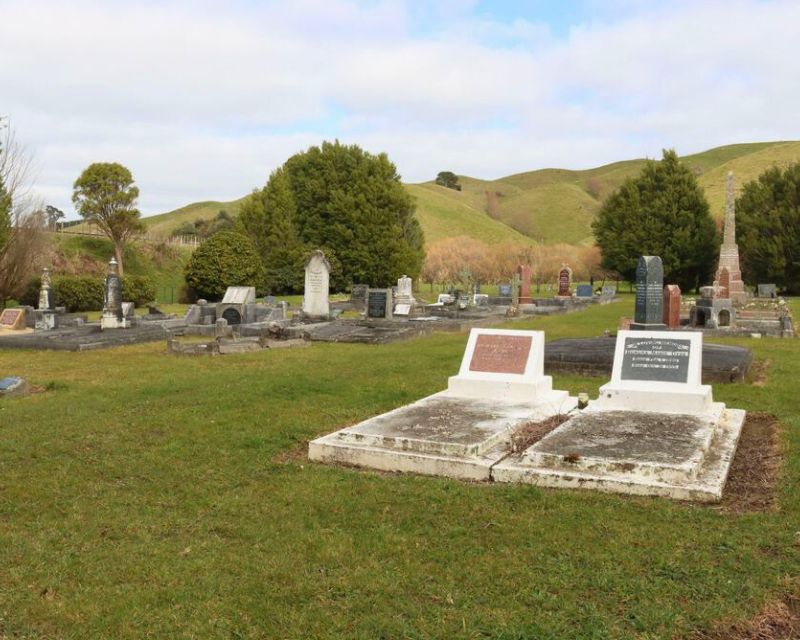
[0,309,22,327]
[620,337,691,383]
[367,290,388,318]
[469,334,532,374]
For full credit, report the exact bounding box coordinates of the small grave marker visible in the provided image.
[0,308,25,330]
[663,284,681,328]
[576,284,593,298]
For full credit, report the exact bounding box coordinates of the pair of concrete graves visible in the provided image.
[309,328,745,501]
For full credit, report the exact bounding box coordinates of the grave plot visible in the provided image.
[494,330,746,501]
[309,328,577,480]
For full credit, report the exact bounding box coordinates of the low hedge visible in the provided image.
[21,274,155,312]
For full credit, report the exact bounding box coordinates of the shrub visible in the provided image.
[52,276,105,312]
[121,275,155,306]
[184,231,265,301]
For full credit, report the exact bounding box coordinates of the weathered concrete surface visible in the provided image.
[0,324,170,351]
[492,407,745,501]
[545,337,751,382]
[309,391,576,480]
[522,409,721,483]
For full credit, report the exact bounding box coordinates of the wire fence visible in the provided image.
[53,228,203,248]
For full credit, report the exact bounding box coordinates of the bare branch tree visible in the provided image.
[0,120,50,306]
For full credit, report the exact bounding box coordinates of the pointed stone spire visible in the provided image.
[713,171,747,304]
[723,171,736,245]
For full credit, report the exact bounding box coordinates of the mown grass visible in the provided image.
[1,299,799,639]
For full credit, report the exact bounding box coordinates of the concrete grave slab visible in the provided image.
[494,329,745,501]
[493,408,744,501]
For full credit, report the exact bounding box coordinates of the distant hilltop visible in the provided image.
[139,141,800,248]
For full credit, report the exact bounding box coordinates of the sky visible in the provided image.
[2,0,799,218]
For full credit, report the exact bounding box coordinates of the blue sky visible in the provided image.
[1,0,798,217]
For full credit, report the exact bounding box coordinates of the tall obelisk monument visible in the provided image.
[713,171,747,304]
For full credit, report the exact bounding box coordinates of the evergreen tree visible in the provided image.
[435,171,462,191]
[591,149,717,291]
[240,141,424,291]
[737,162,800,292]
[184,230,265,301]
[238,168,306,293]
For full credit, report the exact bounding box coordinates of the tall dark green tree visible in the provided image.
[238,168,307,293]
[736,162,800,292]
[591,149,717,291]
[239,141,425,291]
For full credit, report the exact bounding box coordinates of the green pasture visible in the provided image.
[0,299,799,638]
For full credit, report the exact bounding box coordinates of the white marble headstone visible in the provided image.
[303,250,331,317]
[222,286,256,305]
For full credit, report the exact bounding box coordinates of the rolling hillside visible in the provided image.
[142,141,800,247]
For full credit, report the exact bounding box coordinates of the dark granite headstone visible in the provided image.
[367,289,392,319]
[576,284,593,298]
[632,256,665,330]
[498,283,512,297]
[620,336,691,383]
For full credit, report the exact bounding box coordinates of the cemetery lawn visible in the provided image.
[1,299,799,639]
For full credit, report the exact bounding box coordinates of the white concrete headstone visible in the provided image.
[596,330,711,414]
[395,274,415,305]
[446,328,556,402]
[303,250,330,317]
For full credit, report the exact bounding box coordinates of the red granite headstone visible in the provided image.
[662,284,681,328]
[517,264,532,304]
[469,334,532,374]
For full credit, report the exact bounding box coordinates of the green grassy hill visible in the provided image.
[142,141,800,247]
[142,198,247,237]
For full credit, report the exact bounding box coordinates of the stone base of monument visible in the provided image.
[309,328,577,480]
[100,313,130,330]
[492,406,745,501]
[309,391,576,480]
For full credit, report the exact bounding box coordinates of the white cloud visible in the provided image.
[1,0,798,216]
